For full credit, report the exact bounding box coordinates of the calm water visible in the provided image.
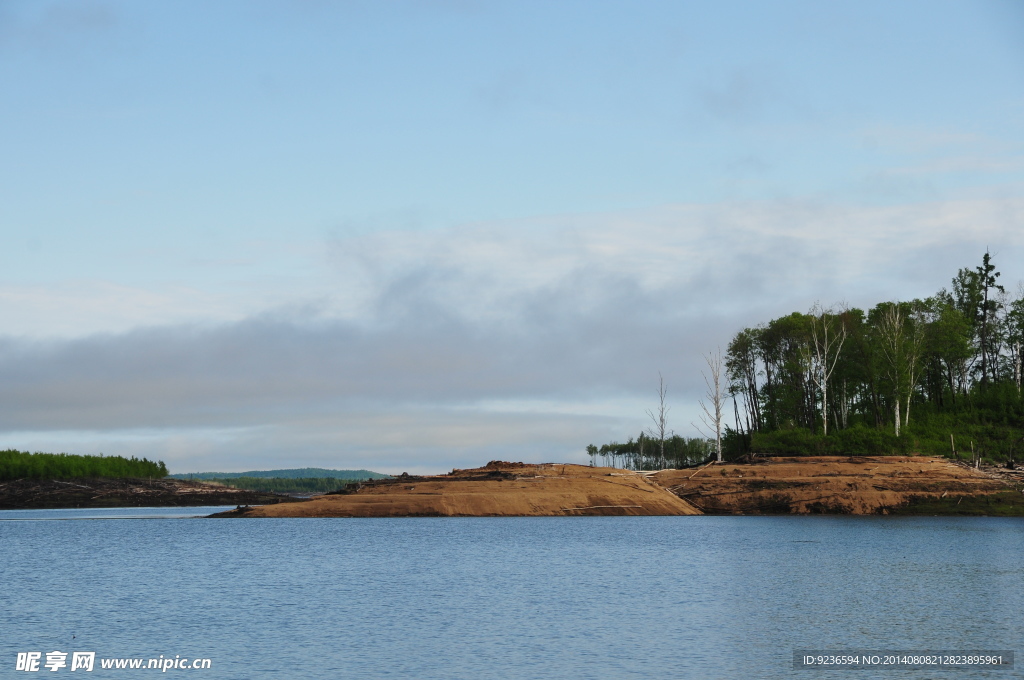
[1,513,1022,679]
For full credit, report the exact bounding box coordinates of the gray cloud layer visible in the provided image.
[2,196,1021,471]
[0,281,720,431]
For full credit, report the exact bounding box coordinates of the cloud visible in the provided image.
[0,281,246,338]
[0,1,119,53]
[6,406,619,476]
[888,155,1024,178]
[40,2,116,32]
[1,193,1022,471]
[328,194,1024,321]
[0,287,715,432]
[699,71,767,123]
[859,125,991,155]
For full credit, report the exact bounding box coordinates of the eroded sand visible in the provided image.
[232,462,702,517]
[651,456,1010,514]
[217,456,1016,518]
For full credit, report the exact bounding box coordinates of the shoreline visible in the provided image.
[3,456,1021,516]
[215,462,702,518]
[0,476,301,510]
[651,455,1024,515]
[213,456,1024,518]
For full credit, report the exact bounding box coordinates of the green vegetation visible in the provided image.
[0,449,168,481]
[170,468,388,480]
[586,436,714,470]
[588,252,1023,466]
[171,468,389,494]
[884,491,1024,516]
[721,252,1023,460]
[201,477,361,494]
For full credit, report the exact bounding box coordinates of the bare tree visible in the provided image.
[694,349,726,462]
[808,302,848,436]
[646,373,671,469]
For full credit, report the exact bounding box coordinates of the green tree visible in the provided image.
[1005,289,1024,397]
[976,251,1005,387]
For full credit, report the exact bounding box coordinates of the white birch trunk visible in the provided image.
[809,303,848,437]
[1015,341,1021,396]
[821,381,828,437]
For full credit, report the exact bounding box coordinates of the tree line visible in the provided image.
[171,468,389,480]
[586,435,715,470]
[201,477,362,494]
[0,449,169,481]
[725,252,1023,461]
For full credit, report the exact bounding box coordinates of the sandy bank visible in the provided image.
[211,456,1023,518]
[217,462,701,517]
[651,455,1017,514]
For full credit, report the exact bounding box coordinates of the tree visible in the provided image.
[725,327,763,433]
[1006,284,1024,397]
[695,349,726,462]
[807,302,848,436]
[872,301,928,435]
[976,250,1005,387]
[903,302,928,428]
[755,313,815,431]
[926,295,973,403]
[875,302,907,436]
[646,373,671,469]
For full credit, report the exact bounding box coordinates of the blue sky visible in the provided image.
[1,0,1023,473]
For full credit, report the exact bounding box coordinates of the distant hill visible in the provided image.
[170,468,389,480]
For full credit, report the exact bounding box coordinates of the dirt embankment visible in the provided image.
[210,456,1024,518]
[651,456,1020,515]
[0,477,301,510]
[216,462,702,518]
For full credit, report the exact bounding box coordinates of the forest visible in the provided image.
[0,449,168,481]
[590,252,1024,468]
[200,476,365,494]
[170,468,388,480]
[726,252,1022,460]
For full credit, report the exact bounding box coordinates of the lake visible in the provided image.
[1,511,1021,678]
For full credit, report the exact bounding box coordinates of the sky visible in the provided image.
[1,0,1023,474]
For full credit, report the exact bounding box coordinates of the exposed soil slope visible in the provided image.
[651,456,1015,514]
[0,477,301,510]
[219,462,702,517]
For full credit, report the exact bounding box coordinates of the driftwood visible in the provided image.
[687,461,716,479]
[560,505,643,512]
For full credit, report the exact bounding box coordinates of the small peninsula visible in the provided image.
[211,456,1024,517]
[214,461,702,517]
